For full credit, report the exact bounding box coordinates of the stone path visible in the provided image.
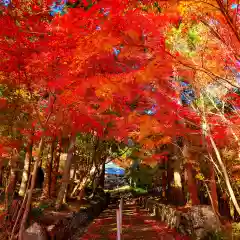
[79,203,190,240]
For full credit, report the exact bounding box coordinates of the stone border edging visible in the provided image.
[46,196,109,240]
[139,196,222,240]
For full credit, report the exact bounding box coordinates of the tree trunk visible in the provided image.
[10,174,32,240]
[185,162,199,205]
[183,145,199,205]
[18,138,44,240]
[18,94,55,239]
[77,177,88,201]
[209,135,240,216]
[200,93,221,214]
[99,162,105,188]
[172,168,185,206]
[75,164,97,200]
[39,149,45,168]
[5,167,17,209]
[80,164,98,200]
[70,176,86,198]
[168,138,185,205]
[168,153,184,205]
[19,135,33,197]
[71,165,77,181]
[3,166,9,190]
[0,166,4,187]
[5,149,19,210]
[68,161,78,197]
[209,162,219,214]
[92,160,106,196]
[50,141,61,197]
[88,137,100,197]
[166,160,173,202]
[162,170,167,198]
[91,172,98,196]
[42,138,55,199]
[55,135,76,210]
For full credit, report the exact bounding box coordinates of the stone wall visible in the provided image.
[48,196,108,240]
[140,197,222,240]
[24,195,109,240]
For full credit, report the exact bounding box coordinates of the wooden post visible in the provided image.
[116,209,121,240]
[119,198,123,233]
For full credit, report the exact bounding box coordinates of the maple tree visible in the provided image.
[163,0,240,215]
[0,0,186,237]
[0,0,240,239]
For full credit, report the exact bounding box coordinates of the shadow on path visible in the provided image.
[80,203,190,240]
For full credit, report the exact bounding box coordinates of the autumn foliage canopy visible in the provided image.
[0,0,239,161]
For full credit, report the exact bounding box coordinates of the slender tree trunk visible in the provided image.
[209,162,219,214]
[18,94,55,239]
[93,159,107,194]
[70,176,86,198]
[185,162,199,205]
[10,174,32,240]
[19,135,33,197]
[0,166,4,187]
[55,135,76,210]
[200,96,219,213]
[162,170,167,198]
[5,167,17,209]
[72,163,77,181]
[71,137,100,200]
[50,141,61,197]
[91,173,98,196]
[172,167,185,205]
[75,164,97,200]
[18,138,44,240]
[5,150,19,210]
[183,145,199,205]
[77,177,88,201]
[67,161,78,198]
[99,162,105,188]
[80,165,98,199]
[3,166,9,189]
[209,135,240,216]
[169,142,185,205]
[88,137,100,196]
[42,138,56,199]
[48,139,55,197]
[166,160,173,202]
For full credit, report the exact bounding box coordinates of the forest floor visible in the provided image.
[74,202,190,240]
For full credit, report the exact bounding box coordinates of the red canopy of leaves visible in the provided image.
[0,0,238,159]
